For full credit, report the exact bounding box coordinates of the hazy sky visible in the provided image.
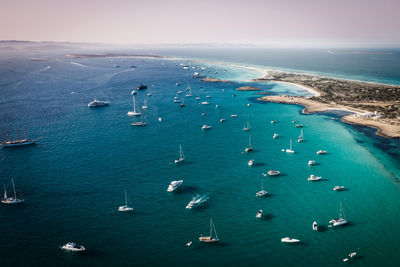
[1,0,399,47]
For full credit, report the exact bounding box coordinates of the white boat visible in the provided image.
[281,237,300,243]
[215,105,219,108]
[285,139,295,153]
[329,202,348,227]
[270,120,276,124]
[142,99,148,109]
[247,103,251,107]
[295,124,303,128]
[333,186,344,191]
[195,96,201,100]
[248,159,255,167]
[167,180,183,192]
[131,89,137,95]
[87,99,110,107]
[174,99,180,103]
[186,194,208,209]
[292,120,296,123]
[174,145,185,163]
[316,150,327,155]
[267,169,280,176]
[1,178,24,204]
[201,125,212,130]
[118,191,134,212]
[186,241,192,247]
[220,118,226,123]
[313,221,318,231]
[273,133,279,139]
[308,174,321,181]
[177,90,183,94]
[61,242,85,252]
[185,84,193,97]
[199,218,219,243]
[308,160,316,166]
[243,121,251,131]
[131,114,147,126]
[158,117,163,122]
[201,101,210,105]
[205,95,211,98]
[297,128,304,142]
[180,98,185,107]
[255,180,267,197]
[230,114,238,118]
[256,209,263,218]
[127,93,142,116]
[147,92,152,96]
[244,136,253,153]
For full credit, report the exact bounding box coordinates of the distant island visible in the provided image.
[200,77,229,83]
[236,86,261,91]
[66,53,163,59]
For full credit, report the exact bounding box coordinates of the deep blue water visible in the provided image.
[0,49,399,266]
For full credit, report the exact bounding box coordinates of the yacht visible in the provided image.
[295,124,303,128]
[308,174,321,181]
[255,180,267,197]
[186,195,208,209]
[308,160,316,166]
[230,114,238,118]
[313,221,318,231]
[220,118,226,123]
[1,128,39,147]
[243,121,251,131]
[177,90,183,94]
[244,136,253,153]
[285,139,295,153]
[1,179,24,204]
[199,218,219,243]
[174,99,181,103]
[270,120,276,124]
[333,186,344,191]
[329,202,348,227]
[316,150,327,155]
[201,113,206,116]
[201,125,212,130]
[256,210,263,218]
[201,101,210,105]
[167,180,183,192]
[136,84,147,90]
[118,191,134,212]
[87,99,110,107]
[273,133,279,139]
[281,237,300,243]
[174,145,185,163]
[61,242,86,252]
[267,170,280,176]
[195,96,201,100]
[127,93,141,116]
[248,159,255,167]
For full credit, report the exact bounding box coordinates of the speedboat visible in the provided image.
[174,99,180,103]
[201,113,206,116]
[230,114,238,118]
[177,90,183,94]
[333,186,344,191]
[61,242,85,252]
[244,147,253,153]
[195,96,201,100]
[201,101,210,105]
[256,210,263,218]
[308,174,321,181]
[308,160,316,166]
[247,103,251,107]
[313,221,318,231]
[87,99,110,107]
[220,118,225,123]
[186,195,208,209]
[295,124,303,128]
[270,120,276,124]
[281,237,300,243]
[273,133,278,139]
[186,241,192,247]
[158,117,162,122]
[256,190,267,197]
[201,125,212,130]
[206,95,211,98]
[267,170,280,176]
[316,150,327,155]
[167,180,183,192]
[248,159,254,167]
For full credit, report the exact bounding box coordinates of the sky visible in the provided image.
[1,0,399,47]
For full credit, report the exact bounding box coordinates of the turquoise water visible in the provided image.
[0,50,399,266]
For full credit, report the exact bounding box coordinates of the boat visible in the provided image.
[285,139,295,153]
[255,180,268,197]
[247,103,251,107]
[343,252,357,262]
[127,93,142,116]
[199,218,219,243]
[61,242,85,252]
[256,209,263,218]
[186,241,192,247]
[158,117,163,122]
[244,136,253,153]
[201,113,206,116]
[215,105,219,108]
[131,114,147,126]
[329,202,348,227]
[201,125,212,130]
[292,120,296,123]
[136,84,147,90]
[205,95,211,98]
[220,118,226,123]
[0,128,39,147]
[118,190,134,212]
[131,89,137,95]
[201,101,210,105]
[1,178,24,204]
[273,133,279,139]
[185,84,193,97]
[333,186,344,191]
[316,150,327,155]
[186,194,208,209]
[147,92,152,96]
[270,120,276,124]
[142,99,149,109]
[243,121,251,131]
[87,99,110,107]
[195,96,201,100]
[313,221,318,231]
[248,159,255,167]
[230,114,238,118]
[297,128,304,142]
[174,99,180,103]
[308,174,321,181]
[308,160,316,166]
[267,169,280,176]
[176,82,182,86]
[295,124,303,128]
[177,90,183,94]
[281,237,300,243]
[174,145,185,163]
[167,180,183,192]
[180,98,185,107]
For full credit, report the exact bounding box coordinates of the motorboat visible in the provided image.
[61,242,85,252]
[220,118,226,123]
[316,150,327,155]
[256,210,263,218]
[230,114,238,118]
[267,170,280,176]
[174,99,181,103]
[281,237,300,243]
[273,133,278,139]
[167,180,183,192]
[186,194,208,209]
[248,159,254,167]
[308,174,321,181]
[201,125,212,130]
[1,179,24,204]
[247,103,251,107]
[333,186,344,191]
[118,191,134,212]
[308,160,316,166]
[87,99,110,107]
[186,241,192,247]
[313,221,318,231]
[201,101,210,105]
[295,124,303,128]
[158,117,163,122]
[201,113,206,116]
[199,218,219,243]
[270,120,276,124]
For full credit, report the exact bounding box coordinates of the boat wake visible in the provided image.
[70,62,89,68]
[186,194,209,209]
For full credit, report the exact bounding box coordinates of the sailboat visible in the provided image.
[297,128,304,142]
[174,145,185,163]
[180,98,185,107]
[199,218,219,243]
[285,139,295,153]
[243,121,251,131]
[185,84,193,97]
[118,191,134,212]
[244,136,253,153]
[329,202,348,226]
[256,180,268,197]
[131,114,147,126]
[127,93,142,116]
[142,99,149,109]
[1,128,40,147]
[1,178,24,204]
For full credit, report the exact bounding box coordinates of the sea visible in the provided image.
[0,47,399,266]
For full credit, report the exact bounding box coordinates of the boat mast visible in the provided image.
[209,218,213,237]
[132,95,137,113]
[249,135,252,146]
[290,139,292,150]
[340,202,345,218]
[124,190,128,206]
[24,127,28,140]
[3,184,7,199]
[11,178,16,199]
